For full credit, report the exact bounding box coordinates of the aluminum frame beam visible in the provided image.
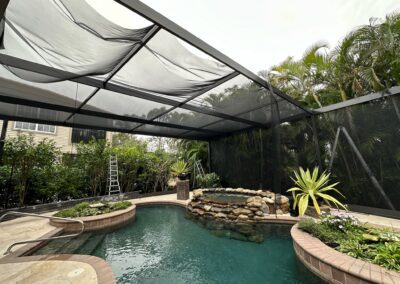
[116,0,312,115]
[0,54,265,128]
[0,113,207,140]
[0,94,221,134]
[64,25,162,123]
[314,86,400,114]
[130,71,240,131]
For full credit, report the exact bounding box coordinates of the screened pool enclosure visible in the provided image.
[0,0,399,216]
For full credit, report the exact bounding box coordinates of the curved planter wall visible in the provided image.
[50,205,136,232]
[291,225,400,284]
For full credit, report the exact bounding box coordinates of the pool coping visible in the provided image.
[0,253,115,284]
[0,226,115,284]
[291,224,400,284]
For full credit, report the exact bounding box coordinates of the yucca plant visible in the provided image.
[287,167,347,216]
[170,160,190,180]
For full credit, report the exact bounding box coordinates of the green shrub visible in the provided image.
[109,201,132,210]
[54,208,79,218]
[73,202,90,212]
[337,239,370,259]
[371,242,400,271]
[298,218,346,246]
[54,201,132,218]
[320,213,362,233]
[196,173,221,188]
[298,215,400,272]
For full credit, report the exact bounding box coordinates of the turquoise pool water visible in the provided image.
[34,206,322,283]
[202,193,249,204]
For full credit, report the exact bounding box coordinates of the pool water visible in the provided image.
[202,193,249,204]
[34,206,322,284]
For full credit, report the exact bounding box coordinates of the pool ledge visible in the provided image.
[0,254,115,284]
[291,224,400,284]
[50,204,136,232]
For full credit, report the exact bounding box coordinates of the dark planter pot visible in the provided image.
[178,173,188,180]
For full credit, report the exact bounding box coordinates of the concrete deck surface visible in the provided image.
[0,260,97,284]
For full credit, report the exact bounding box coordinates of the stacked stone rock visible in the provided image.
[188,188,290,223]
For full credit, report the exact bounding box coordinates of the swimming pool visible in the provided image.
[33,206,322,283]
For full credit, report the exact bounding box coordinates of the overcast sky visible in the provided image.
[138,0,400,74]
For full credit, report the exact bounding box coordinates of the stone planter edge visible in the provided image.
[50,204,136,232]
[291,224,400,284]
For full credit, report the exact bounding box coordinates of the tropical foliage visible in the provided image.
[265,13,400,108]
[211,12,400,211]
[196,172,221,188]
[287,167,347,216]
[298,213,400,271]
[0,135,60,207]
[170,160,190,177]
[54,201,132,218]
[0,135,178,209]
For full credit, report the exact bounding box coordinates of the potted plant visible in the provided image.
[287,167,347,217]
[171,160,191,200]
[170,160,190,180]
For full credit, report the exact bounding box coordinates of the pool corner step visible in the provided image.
[76,233,107,255]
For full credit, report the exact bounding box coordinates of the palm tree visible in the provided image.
[266,42,331,108]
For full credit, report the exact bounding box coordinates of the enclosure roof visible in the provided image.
[0,0,310,140]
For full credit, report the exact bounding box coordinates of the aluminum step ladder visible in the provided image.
[193,159,205,187]
[107,154,121,196]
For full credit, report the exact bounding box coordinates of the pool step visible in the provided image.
[76,233,106,255]
[32,238,71,255]
[58,233,92,254]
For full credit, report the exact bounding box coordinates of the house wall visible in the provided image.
[0,120,112,154]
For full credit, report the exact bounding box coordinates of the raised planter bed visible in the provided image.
[291,224,400,284]
[50,205,136,232]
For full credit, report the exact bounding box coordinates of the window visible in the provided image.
[14,121,56,134]
[71,128,106,143]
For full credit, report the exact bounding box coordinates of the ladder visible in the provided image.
[107,154,121,196]
[192,160,205,187]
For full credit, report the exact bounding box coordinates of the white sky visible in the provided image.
[138,0,400,73]
[90,0,400,145]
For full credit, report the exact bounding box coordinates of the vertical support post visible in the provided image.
[328,126,395,210]
[0,119,8,165]
[271,96,281,195]
[0,0,9,17]
[259,128,264,190]
[392,96,400,123]
[311,116,322,168]
[207,140,211,173]
[0,0,10,49]
[328,127,341,172]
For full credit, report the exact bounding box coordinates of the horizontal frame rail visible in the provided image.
[115,0,312,115]
[314,87,400,114]
[0,54,265,128]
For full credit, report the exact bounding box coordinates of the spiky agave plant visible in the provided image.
[287,167,347,216]
[170,160,190,178]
